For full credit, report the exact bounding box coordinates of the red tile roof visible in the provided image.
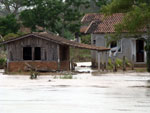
[81,13,103,24]
[81,13,125,33]
[80,26,88,33]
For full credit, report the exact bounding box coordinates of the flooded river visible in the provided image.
[0,62,150,113]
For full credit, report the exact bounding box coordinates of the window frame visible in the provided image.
[22,46,42,61]
[109,40,122,53]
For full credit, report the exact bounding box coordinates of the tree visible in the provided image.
[0,14,20,36]
[94,0,111,9]
[102,0,150,72]
[0,0,25,16]
[20,0,89,39]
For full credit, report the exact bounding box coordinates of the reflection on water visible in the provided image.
[0,62,150,113]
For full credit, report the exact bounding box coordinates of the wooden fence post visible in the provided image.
[123,56,126,71]
[113,57,117,72]
[102,52,104,71]
[132,55,134,70]
[57,45,60,71]
[105,52,108,71]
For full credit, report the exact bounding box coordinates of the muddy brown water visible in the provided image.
[0,62,150,113]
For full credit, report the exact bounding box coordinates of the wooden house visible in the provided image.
[0,32,110,72]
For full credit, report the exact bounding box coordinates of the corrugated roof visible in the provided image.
[0,32,110,51]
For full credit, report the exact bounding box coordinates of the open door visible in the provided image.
[136,40,144,62]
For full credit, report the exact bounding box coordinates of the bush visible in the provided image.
[107,58,131,70]
[81,35,91,44]
[60,74,73,79]
[0,58,6,69]
[3,33,19,41]
[30,71,39,79]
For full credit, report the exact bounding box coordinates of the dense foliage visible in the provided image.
[20,0,89,39]
[0,14,20,36]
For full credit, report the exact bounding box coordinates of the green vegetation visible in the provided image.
[30,71,39,79]
[19,0,89,39]
[70,48,91,62]
[0,57,6,69]
[54,74,73,79]
[107,58,131,70]
[0,32,28,43]
[60,74,73,79]
[0,15,20,36]
[81,35,91,44]
[102,0,150,72]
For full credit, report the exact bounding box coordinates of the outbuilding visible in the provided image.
[0,32,110,72]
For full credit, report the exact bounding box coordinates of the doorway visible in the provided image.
[136,40,144,62]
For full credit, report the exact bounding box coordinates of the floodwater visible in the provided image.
[1,62,150,113]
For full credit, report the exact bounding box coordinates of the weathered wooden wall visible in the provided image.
[7,36,59,62]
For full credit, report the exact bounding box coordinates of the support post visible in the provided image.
[98,51,101,72]
[105,51,108,71]
[57,45,60,71]
[102,52,104,71]
[132,54,134,70]
[123,56,126,71]
[113,56,117,72]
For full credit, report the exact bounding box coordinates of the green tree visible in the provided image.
[0,14,20,36]
[0,0,25,16]
[102,0,150,72]
[20,0,89,39]
[94,0,111,9]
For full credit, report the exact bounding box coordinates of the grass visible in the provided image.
[70,48,91,62]
[135,68,147,72]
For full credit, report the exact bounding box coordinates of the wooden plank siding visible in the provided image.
[7,36,59,62]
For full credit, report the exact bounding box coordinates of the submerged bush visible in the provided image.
[60,74,73,79]
[53,74,73,79]
[30,71,39,79]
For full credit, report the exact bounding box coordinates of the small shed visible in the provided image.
[0,32,110,72]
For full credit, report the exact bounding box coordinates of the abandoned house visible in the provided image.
[80,13,148,67]
[0,32,109,72]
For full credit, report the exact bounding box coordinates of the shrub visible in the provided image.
[3,33,19,41]
[60,74,73,79]
[0,58,6,69]
[81,35,91,44]
[30,71,39,79]
[107,58,131,70]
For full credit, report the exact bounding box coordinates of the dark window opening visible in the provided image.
[136,40,144,62]
[60,46,68,61]
[23,47,32,60]
[110,41,117,48]
[93,40,96,45]
[110,41,121,52]
[34,47,41,60]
